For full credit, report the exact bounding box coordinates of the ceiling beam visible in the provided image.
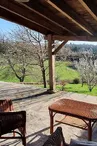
[52,35,97,41]
[21,1,77,36]
[0,8,48,34]
[78,0,97,22]
[0,0,67,35]
[44,0,94,36]
[15,0,29,2]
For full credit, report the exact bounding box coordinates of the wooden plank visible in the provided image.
[52,35,97,41]
[0,8,48,35]
[0,0,66,35]
[45,0,94,35]
[22,1,77,36]
[78,0,97,22]
[52,41,67,55]
[15,0,29,2]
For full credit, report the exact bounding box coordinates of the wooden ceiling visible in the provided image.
[1,0,97,41]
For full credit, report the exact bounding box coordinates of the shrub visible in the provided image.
[72,78,79,84]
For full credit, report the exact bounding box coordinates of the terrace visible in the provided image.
[0,82,96,145]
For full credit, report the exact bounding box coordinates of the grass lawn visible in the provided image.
[55,61,79,81]
[1,61,97,96]
[61,84,97,96]
[0,61,79,83]
[0,65,43,83]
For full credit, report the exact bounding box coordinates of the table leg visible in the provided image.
[88,120,92,141]
[49,110,54,134]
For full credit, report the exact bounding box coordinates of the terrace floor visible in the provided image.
[0,81,97,145]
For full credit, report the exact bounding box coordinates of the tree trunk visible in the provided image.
[81,78,84,87]
[42,68,46,88]
[19,68,25,82]
[89,86,92,92]
[19,77,24,82]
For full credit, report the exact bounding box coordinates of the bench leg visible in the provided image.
[88,120,92,141]
[49,110,54,134]
[22,136,26,146]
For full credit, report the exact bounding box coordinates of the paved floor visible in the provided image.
[0,82,97,145]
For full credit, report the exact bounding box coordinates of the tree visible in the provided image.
[0,37,35,82]
[13,26,48,87]
[75,51,97,92]
[56,46,72,61]
[7,26,48,87]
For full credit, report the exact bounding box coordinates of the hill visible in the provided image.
[0,61,79,84]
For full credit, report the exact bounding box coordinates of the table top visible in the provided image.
[49,99,97,120]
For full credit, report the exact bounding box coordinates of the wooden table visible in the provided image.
[48,99,97,141]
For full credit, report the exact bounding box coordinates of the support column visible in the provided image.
[48,34,55,93]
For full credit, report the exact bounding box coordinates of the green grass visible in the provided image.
[1,61,97,96]
[55,61,79,81]
[0,65,42,83]
[0,61,79,83]
[0,67,19,82]
[57,83,97,96]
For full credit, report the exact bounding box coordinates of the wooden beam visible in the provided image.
[52,41,67,55]
[48,34,55,92]
[22,1,77,36]
[52,35,97,41]
[45,0,94,36]
[0,8,48,35]
[0,0,66,35]
[78,0,97,22]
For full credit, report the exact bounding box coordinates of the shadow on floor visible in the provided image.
[13,90,48,102]
[0,123,61,146]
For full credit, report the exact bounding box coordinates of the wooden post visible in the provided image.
[48,34,55,93]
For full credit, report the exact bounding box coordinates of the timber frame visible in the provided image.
[1,0,97,92]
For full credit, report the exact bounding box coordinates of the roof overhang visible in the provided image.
[0,0,97,41]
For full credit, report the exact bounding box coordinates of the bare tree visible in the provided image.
[75,51,97,92]
[9,26,48,87]
[0,36,35,82]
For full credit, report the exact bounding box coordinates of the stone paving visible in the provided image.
[0,81,47,100]
[0,81,97,145]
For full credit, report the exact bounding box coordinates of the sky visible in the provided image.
[0,18,97,44]
[0,18,16,34]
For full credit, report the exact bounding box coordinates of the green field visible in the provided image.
[0,61,79,83]
[57,84,97,96]
[1,61,97,96]
[0,65,43,83]
[55,61,79,81]
[66,84,97,96]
